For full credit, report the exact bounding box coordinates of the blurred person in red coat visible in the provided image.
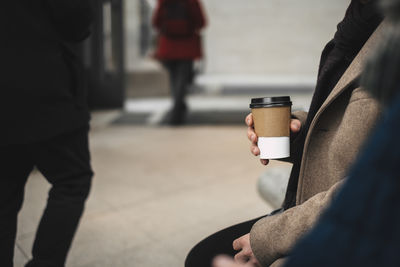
[152,0,207,125]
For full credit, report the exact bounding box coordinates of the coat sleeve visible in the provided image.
[42,0,94,42]
[249,180,344,266]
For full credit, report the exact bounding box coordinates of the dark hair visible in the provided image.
[361,0,400,106]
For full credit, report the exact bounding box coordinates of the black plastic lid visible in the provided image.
[249,96,292,108]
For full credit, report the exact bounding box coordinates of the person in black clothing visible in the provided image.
[0,1,94,267]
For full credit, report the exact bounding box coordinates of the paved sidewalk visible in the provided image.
[118,92,312,126]
[15,112,282,267]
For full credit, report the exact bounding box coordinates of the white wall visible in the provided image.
[199,0,349,76]
[125,0,350,77]
[125,0,141,71]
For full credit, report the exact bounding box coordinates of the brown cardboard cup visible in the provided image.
[250,96,292,159]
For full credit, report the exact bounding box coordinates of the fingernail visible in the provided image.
[213,256,231,265]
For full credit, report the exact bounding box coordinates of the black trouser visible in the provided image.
[184,216,265,267]
[163,60,194,112]
[0,127,93,267]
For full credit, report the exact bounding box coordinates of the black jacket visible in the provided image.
[0,0,93,145]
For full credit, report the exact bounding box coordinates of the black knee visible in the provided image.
[49,170,93,203]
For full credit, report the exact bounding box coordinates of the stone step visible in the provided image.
[125,69,170,98]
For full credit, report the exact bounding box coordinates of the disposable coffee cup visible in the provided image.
[250,96,292,159]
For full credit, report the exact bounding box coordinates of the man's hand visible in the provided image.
[232,234,261,266]
[246,113,301,165]
[213,256,256,267]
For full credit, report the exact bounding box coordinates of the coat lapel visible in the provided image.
[297,22,387,203]
[312,21,386,126]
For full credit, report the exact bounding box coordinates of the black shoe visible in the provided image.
[169,103,187,126]
[169,111,185,125]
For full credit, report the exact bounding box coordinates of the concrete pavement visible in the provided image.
[15,111,280,267]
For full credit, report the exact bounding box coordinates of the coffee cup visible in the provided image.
[250,96,292,159]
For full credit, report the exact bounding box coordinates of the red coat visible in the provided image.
[153,0,206,60]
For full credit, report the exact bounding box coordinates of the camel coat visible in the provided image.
[250,23,386,266]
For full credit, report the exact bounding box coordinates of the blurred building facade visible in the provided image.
[125,0,349,96]
[84,0,351,106]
